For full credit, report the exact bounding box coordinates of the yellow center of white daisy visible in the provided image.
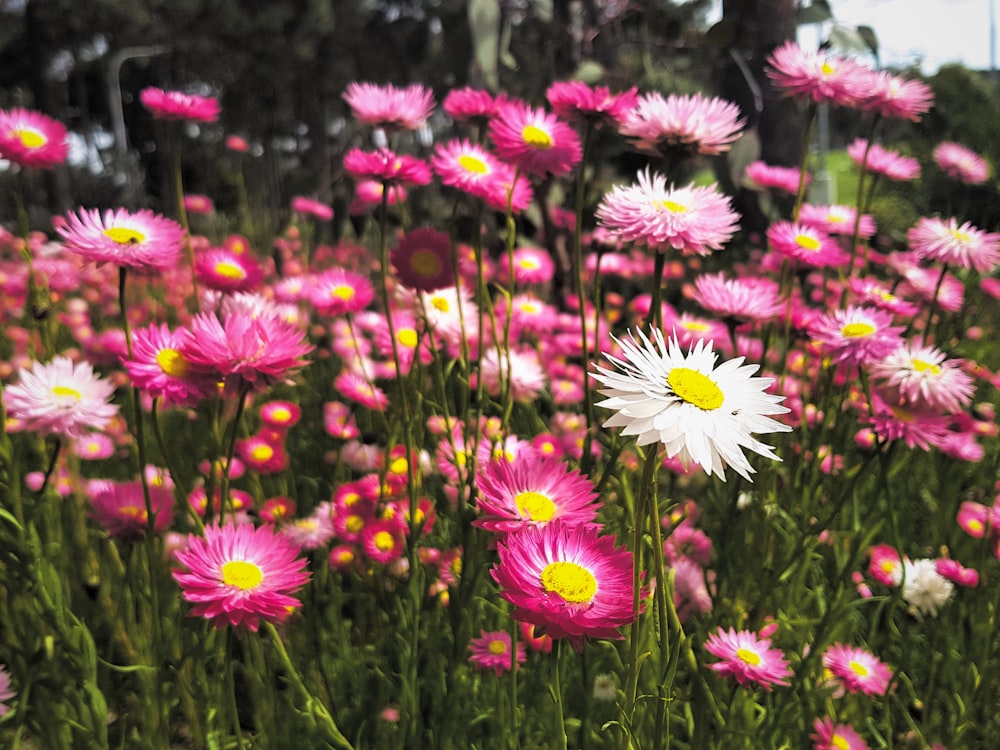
[522,124,553,149]
[848,660,869,678]
[458,153,489,174]
[397,328,418,348]
[103,227,146,245]
[668,367,724,410]
[373,530,396,552]
[15,128,46,149]
[514,490,556,522]
[911,358,941,375]
[659,200,687,213]
[156,347,190,378]
[250,444,274,462]
[214,260,246,280]
[221,560,263,590]
[735,648,762,666]
[541,561,597,604]
[331,284,355,301]
[410,248,443,278]
[841,322,875,338]
[431,295,450,313]
[795,234,821,251]
[831,735,850,750]
[52,385,81,400]
[487,639,508,655]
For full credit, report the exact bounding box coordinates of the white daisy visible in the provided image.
[591,329,791,481]
[902,558,953,618]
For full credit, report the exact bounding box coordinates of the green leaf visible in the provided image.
[468,0,500,89]
[856,25,879,57]
[828,24,872,54]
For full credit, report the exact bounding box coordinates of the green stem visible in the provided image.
[552,638,569,750]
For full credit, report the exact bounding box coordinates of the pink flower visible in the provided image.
[811,717,870,750]
[57,207,186,272]
[443,87,504,124]
[689,272,783,322]
[362,519,406,564]
[468,630,526,677]
[863,71,934,120]
[821,643,892,696]
[195,248,264,293]
[510,245,555,285]
[595,168,740,255]
[183,194,215,215]
[307,267,375,316]
[0,107,69,169]
[703,627,792,689]
[4,356,118,439]
[291,196,334,221]
[545,81,638,125]
[870,339,975,414]
[343,82,434,130]
[88,479,175,540]
[489,100,582,177]
[809,306,905,366]
[343,147,431,187]
[391,228,455,292]
[0,664,15,717]
[431,139,523,208]
[181,310,313,394]
[766,41,871,106]
[172,523,310,632]
[226,135,250,153]
[140,87,220,122]
[122,323,219,407]
[618,91,744,157]
[744,160,809,194]
[868,543,903,586]
[491,521,639,651]
[847,139,920,181]
[907,215,1000,273]
[935,558,979,587]
[798,203,876,238]
[933,141,990,184]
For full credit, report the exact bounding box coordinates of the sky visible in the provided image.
[811,0,996,73]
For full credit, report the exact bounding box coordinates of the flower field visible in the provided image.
[2,39,1000,750]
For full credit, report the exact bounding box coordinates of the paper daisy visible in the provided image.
[902,558,954,617]
[870,339,975,414]
[0,664,14,717]
[291,196,334,221]
[431,138,517,205]
[140,87,220,122]
[864,71,933,121]
[474,451,599,533]
[307,267,375,316]
[821,643,892,696]
[703,627,792,689]
[617,91,745,157]
[907,215,1000,273]
[592,330,791,482]
[811,717,870,750]
[172,522,310,632]
[488,100,581,177]
[766,40,870,106]
[342,81,434,131]
[343,147,432,187]
[0,107,69,169]
[88,479,175,541]
[847,139,920,182]
[121,323,218,407]
[744,160,809,194]
[58,207,186,272]
[545,81,638,126]
[491,520,638,651]
[933,141,989,184]
[689,272,783,323]
[809,306,905,367]
[4,356,119,439]
[391,228,455,292]
[468,630,526,677]
[766,221,848,268]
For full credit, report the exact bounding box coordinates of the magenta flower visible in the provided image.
[809,306,905,366]
[180,310,313,394]
[391,228,455,292]
[545,81,638,126]
[618,91,744,157]
[474,451,599,533]
[4,356,118,439]
[443,86,505,124]
[307,267,375,316]
[491,520,639,651]
[431,138,519,205]
[0,665,15,717]
[140,87,220,122]
[798,203,876,238]
[122,323,219,407]
[343,147,431,187]
[689,272,783,323]
[57,207,186,272]
[88,479,175,541]
[821,643,892,696]
[468,630,526,677]
[194,248,264,293]
[703,626,791,689]
[744,160,809,194]
[595,168,740,255]
[343,81,434,130]
[291,196,334,221]
[766,220,848,269]
[933,141,990,184]
[172,522,310,632]
[811,717,870,750]
[0,107,69,169]
[488,100,582,177]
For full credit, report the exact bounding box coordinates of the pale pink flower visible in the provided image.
[343,81,434,130]
[933,141,990,184]
[618,91,744,157]
[848,139,920,181]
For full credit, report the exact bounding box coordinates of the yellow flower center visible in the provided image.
[821,61,836,76]
[911,358,941,375]
[250,444,274,462]
[373,530,396,551]
[950,228,972,243]
[270,406,291,422]
[668,367,724,410]
[346,515,365,533]
[840,322,875,338]
[519,301,540,314]
[680,320,710,332]
[487,639,508,655]
[795,234,821,251]
[156,348,190,378]
[848,660,869,678]
[118,505,147,521]
[103,227,146,245]
[15,128,46,149]
[397,328,418,348]
[514,490,556,522]
[51,384,81,401]
[331,284,355,301]
[735,648,762,666]
[880,560,897,574]
[390,456,408,474]
[411,248,443,278]
[659,200,687,213]
[522,124,553,149]
[214,260,246,280]
[889,405,915,423]
[518,256,541,270]
[968,519,984,534]
[431,296,450,313]
[831,735,850,750]
[540,561,597,604]
[826,213,846,223]
[221,560,263,590]
[458,153,489,174]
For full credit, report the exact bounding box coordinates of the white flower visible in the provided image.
[902,558,953,618]
[592,673,618,702]
[592,329,791,481]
